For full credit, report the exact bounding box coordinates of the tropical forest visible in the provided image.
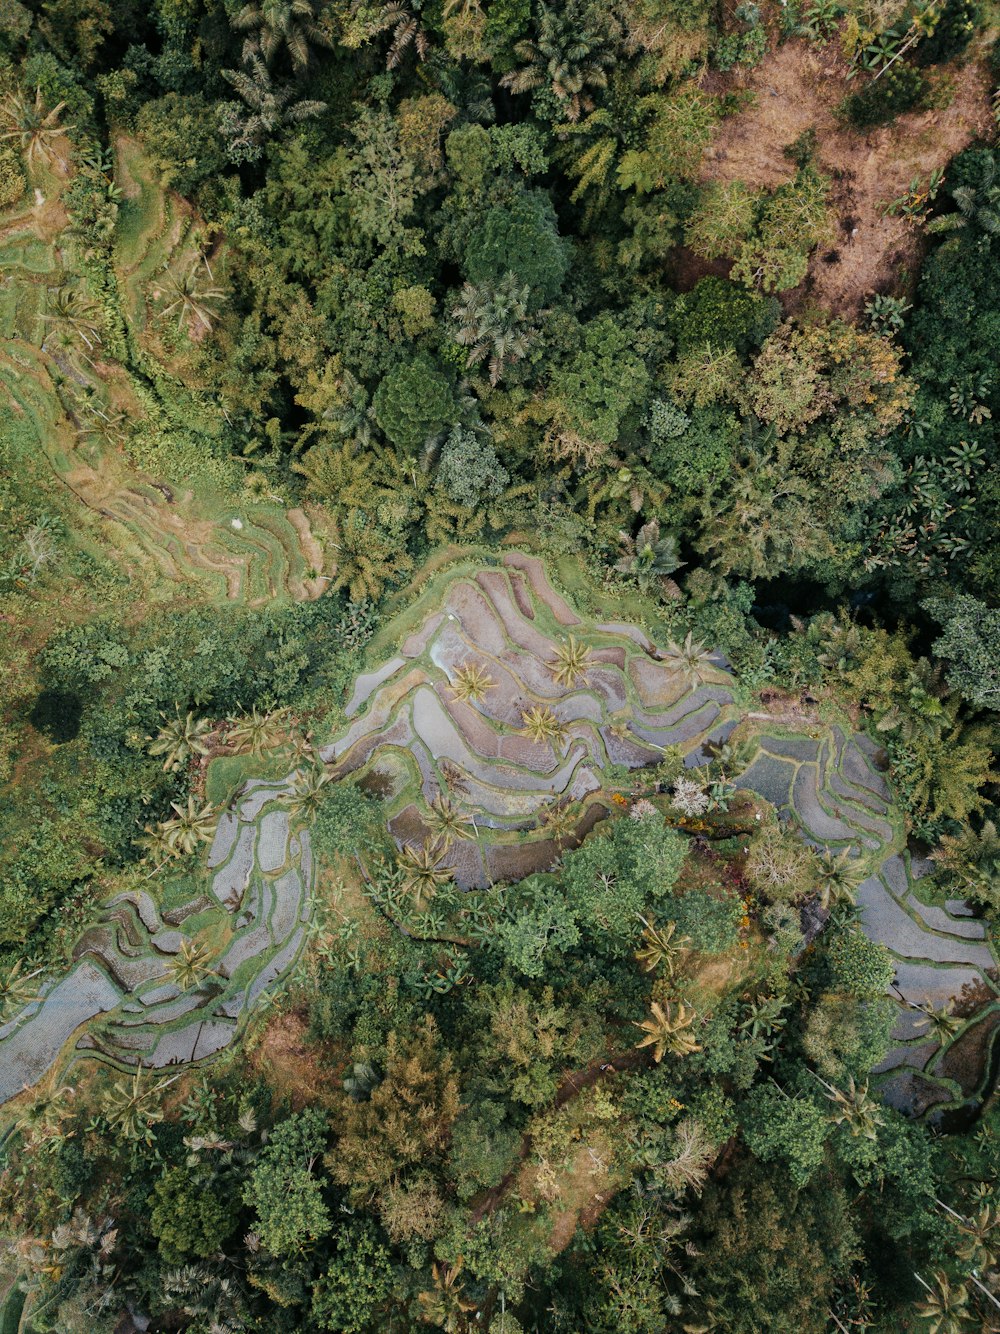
[2,0,1000,1329]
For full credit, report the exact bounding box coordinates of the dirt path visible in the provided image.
[700,36,995,317]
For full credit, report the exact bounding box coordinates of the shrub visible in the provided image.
[672,276,778,356]
[0,146,25,207]
[915,0,979,66]
[826,927,895,1000]
[134,93,226,197]
[841,65,929,130]
[663,886,744,954]
[438,426,510,508]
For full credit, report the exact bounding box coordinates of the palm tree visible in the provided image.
[549,635,592,688]
[539,799,580,847]
[426,795,473,848]
[501,2,619,123]
[327,505,414,603]
[520,705,566,746]
[451,275,536,385]
[226,705,291,758]
[615,519,684,591]
[877,660,946,742]
[814,848,865,910]
[932,818,1000,905]
[913,1272,972,1334]
[927,156,1000,238]
[0,88,74,165]
[232,0,333,70]
[280,764,333,820]
[909,999,964,1045]
[416,1260,476,1332]
[42,283,103,352]
[136,820,178,866]
[0,959,44,1023]
[660,630,713,683]
[954,1204,1000,1270]
[634,917,688,977]
[220,54,327,157]
[816,1074,884,1141]
[156,261,227,333]
[660,1117,713,1195]
[360,1,431,69]
[450,661,494,703]
[166,939,216,991]
[633,1000,700,1062]
[737,994,788,1055]
[147,710,213,772]
[397,840,452,909]
[160,797,219,855]
[102,1065,179,1143]
[16,1082,76,1148]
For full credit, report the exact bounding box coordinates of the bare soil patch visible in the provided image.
[700,37,995,317]
[247,1008,334,1109]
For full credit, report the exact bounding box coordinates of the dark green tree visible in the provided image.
[372,354,457,453]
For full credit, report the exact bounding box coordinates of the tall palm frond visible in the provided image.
[426,796,474,848]
[634,1000,700,1062]
[520,705,566,745]
[661,630,713,683]
[549,635,592,687]
[634,917,689,977]
[232,0,333,70]
[147,710,213,772]
[226,705,291,758]
[0,89,73,164]
[159,797,219,856]
[397,839,452,909]
[450,661,494,703]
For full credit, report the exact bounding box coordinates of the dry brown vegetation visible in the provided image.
[699,35,995,316]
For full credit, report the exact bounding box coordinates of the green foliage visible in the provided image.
[661,885,743,954]
[437,426,511,508]
[841,64,929,129]
[311,780,386,860]
[0,143,25,206]
[689,1160,857,1331]
[924,594,1000,710]
[495,874,581,977]
[372,353,457,452]
[559,813,688,948]
[671,276,779,356]
[554,312,651,445]
[740,1083,830,1186]
[464,188,570,305]
[245,1108,331,1256]
[448,1101,523,1200]
[149,1165,240,1264]
[825,926,896,1001]
[915,0,980,66]
[617,86,719,192]
[134,93,226,197]
[311,1221,394,1332]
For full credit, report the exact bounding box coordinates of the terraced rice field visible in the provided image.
[0,557,995,1118]
[0,141,327,607]
[0,779,312,1103]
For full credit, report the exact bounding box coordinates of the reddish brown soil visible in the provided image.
[699,36,995,317]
